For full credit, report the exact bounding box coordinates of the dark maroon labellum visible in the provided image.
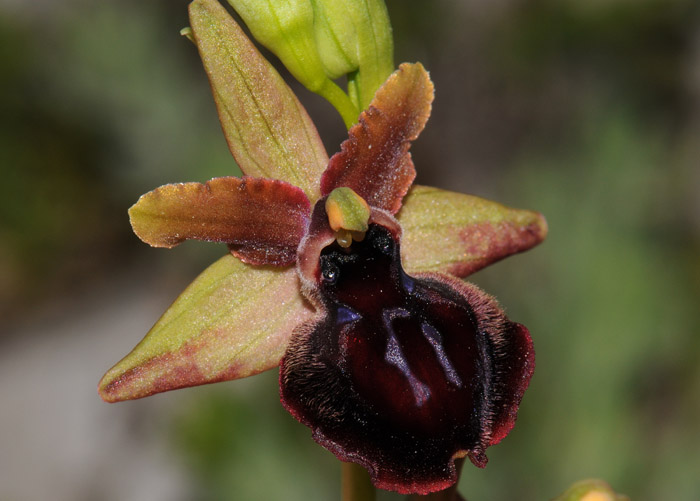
[281,223,534,494]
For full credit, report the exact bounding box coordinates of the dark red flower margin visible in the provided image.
[99,0,546,495]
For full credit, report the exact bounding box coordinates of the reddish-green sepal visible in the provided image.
[129,177,310,267]
[398,185,548,277]
[320,63,433,214]
[189,0,328,201]
[99,254,313,402]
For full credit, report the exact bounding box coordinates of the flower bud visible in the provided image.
[341,0,394,109]
[310,0,359,78]
[553,479,629,501]
[226,0,322,89]
[226,0,358,127]
[227,0,394,127]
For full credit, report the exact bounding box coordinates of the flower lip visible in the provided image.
[283,204,535,494]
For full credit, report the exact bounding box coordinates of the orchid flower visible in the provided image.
[99,0,547,495]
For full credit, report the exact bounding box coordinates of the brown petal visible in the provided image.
[129,177,310,267]
[189,0,329,201]
[398,185,548,277]
[320,63,433,214]
[99,254,314,402]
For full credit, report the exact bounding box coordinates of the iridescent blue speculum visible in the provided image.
[280,199,535,494]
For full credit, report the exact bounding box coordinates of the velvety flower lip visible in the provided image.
[100,0,547,494]
[281,197,535,494]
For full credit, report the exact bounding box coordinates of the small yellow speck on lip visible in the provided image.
[325,187,370,246]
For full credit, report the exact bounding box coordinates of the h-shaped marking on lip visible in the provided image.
[420,322,463,388]
[381,307,465,407]
[382,308,431,407]
[336,305,362,325]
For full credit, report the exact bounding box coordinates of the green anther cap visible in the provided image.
[180,26,194,43]
[325,187,370,247]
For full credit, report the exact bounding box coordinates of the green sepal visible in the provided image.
[398,185,548,277]
[98,254,313,402]
[189,0,329,201]
[226,0,358,127]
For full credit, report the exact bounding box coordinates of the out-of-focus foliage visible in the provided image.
[0,1,236,319]
[468,102,699,501]
[1,0,698,500]
[169,371,338,501]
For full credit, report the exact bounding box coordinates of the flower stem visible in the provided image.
[317,79,360,129]
[342,462,376,501]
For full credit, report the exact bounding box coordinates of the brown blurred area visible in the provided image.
[1,0,699,500]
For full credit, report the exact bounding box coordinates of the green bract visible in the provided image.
[226,0,393,128]
[310,0,359,78]
[325,187,370,233]
[334,0,393,111]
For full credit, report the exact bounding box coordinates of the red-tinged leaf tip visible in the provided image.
[189,0,328,201]
[128,177,310,267]
[99,254,313,402]
[320,63,434,214]
[398,185,548,277]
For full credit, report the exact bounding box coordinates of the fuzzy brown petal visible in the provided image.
[129,177,310,266]
[320,63,433,214]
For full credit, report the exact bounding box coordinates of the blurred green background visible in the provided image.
[1,0,698,500]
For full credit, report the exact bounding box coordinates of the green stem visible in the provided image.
[342,462,376,501]
[318,79,360,129]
